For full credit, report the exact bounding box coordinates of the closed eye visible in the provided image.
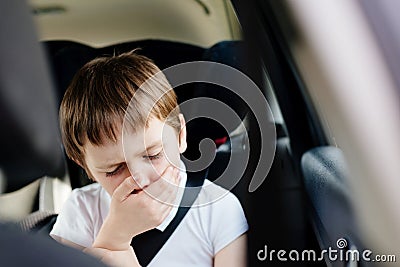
[144,151,162,161]
[105,164,124,177]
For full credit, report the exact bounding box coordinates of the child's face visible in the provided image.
[83,115,186,196]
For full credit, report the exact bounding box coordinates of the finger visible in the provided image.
[113,176,140,202]
[163,166,180,184]
[148,174,179,205]
[174,167,181,185]
[157,183,179,205]
[145,166,174,197]
[156,165,180,187]
[164,167,181,196]
[152,189,176,215]
[160,165,174,177]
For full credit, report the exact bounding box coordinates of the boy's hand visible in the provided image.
[93,166,180,251]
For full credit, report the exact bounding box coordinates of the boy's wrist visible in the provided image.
[93,215,132,251]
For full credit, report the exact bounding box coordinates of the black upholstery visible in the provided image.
[0,6,65,193]
[246,137,313,267]
[197,40,250,125]
[0,0,107,265]
[301,146,368,266]
[43,39,205,107]
[19,211,59,236]
[0,222,107,267]
[184,41,251,161]
[43,41,98,107]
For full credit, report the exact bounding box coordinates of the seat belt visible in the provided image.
[131,168,208,266]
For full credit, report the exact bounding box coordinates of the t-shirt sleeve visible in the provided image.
[210,192,249,255]
[49,189,95,248]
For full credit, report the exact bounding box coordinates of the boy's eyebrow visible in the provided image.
[96,161,124,171]
[144,140,163,152]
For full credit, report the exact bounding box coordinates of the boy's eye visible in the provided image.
[144,151,162,161]
[105,164,124,177]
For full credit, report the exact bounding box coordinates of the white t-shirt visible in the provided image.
[50,165,248,267]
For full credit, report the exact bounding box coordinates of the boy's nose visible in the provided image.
[132,174,151,189]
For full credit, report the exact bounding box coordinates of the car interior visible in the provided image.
[0,2,107,266]
[1,0,398,267]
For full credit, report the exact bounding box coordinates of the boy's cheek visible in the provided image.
[162,146,181,169]
[128,155,178,186]
[151,160,170,179]
[147,159,173,183]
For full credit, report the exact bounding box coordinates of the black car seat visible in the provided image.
[301,146,370,266]
[182,40,252,206]
[43,39,206,189]
[0,5,69,229]
[0,1,108,266]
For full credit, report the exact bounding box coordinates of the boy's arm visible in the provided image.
[55,237,141,267]
[83,247,141,267]
[88,214,142,267]
[214,234,247,267]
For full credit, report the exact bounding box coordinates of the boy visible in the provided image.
[50,51,248,267]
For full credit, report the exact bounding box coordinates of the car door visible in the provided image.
[232,0,399,266]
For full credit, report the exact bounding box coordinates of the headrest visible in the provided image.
[185,40,251,144]
[44,39,205,107]
[44,41,98,107]
[0,1,65,193]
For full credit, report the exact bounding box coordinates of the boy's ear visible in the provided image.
[178,113,187,153]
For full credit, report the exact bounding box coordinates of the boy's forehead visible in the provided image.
[84,118,177,170]
[84,136,124,169]
[123,118,170,150]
